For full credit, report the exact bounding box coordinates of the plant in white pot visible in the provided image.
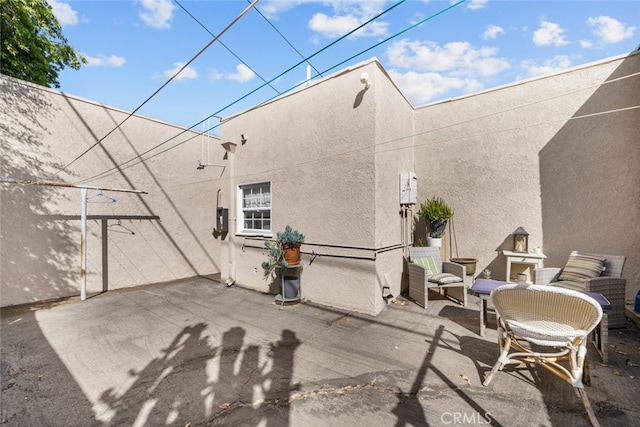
[420,196,454,247]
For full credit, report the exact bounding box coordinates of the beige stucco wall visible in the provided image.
[1,76,224,306]
[413,52,639,302]
[219,62,415,315]
[2,52,638,313]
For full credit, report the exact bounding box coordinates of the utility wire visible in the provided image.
[55,0,259,177]
[248,0,323,78]
[174,0,280,95]
[77,0,409,184]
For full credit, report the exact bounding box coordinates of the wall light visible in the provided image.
[360,72,371,89]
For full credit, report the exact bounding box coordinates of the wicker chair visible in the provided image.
[534,251,626,328]
[407,247,466,308]
[483,284,603,427]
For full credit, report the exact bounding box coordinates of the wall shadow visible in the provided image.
[539,52,640,294]
[0,78,80,303]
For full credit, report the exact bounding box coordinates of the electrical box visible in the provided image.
[400,172,417,205]
[217,207,228,232]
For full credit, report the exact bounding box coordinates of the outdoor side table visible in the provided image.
[471,279,509,337]
[274,264,303,309]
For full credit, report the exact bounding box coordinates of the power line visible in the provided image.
[249,0,323,78]
[54,0,259,177]
[174,0,280,95]
[77,0,410,184]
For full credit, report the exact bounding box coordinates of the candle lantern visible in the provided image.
[513,227,529,253]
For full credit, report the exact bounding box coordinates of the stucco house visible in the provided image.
[1,52,638,316]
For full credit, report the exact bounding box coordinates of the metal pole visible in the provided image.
[80,187,88,300]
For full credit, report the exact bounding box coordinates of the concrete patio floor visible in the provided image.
[2,276,640,426]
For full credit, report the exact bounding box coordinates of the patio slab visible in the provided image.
[2,277,640,426]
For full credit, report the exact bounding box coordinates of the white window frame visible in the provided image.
[237,181,272,235]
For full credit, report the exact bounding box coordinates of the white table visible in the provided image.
[502,250,546,283]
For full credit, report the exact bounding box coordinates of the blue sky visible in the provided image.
[53,0,638,132]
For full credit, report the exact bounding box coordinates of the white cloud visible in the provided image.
[385,39,510,77]
[227,64,256,83]
[309,12,388,38]
[520,55,572,79]
[85,54,126,67]
[385,38,510,104]
[48,0,79,26]
[533,21,568,46]
[388,69,480,105]
[305,0,389,39]
[206,65,255,83]
[580,40,593,49]
[483,25,505,40]
[467,0,488,10]
[163,62,198,81]
[139,0,175,29]
[587,16,636,44]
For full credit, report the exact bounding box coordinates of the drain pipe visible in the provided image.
[222,141,237,286]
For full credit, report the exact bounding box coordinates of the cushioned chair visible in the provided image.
[407,247,466,308]
[483,284,602,427]
[534,251,626,328]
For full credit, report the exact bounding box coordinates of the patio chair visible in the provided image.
[407,247,466,308]
[534,250,626,328]
[483,284,603,427]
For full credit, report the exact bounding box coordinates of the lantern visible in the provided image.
[513,227,529,253]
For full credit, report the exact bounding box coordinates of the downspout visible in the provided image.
[222,141,237,286]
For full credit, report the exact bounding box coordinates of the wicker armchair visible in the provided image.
[534,251,626,328]
[407,247,466,308]
[483,284,603,427]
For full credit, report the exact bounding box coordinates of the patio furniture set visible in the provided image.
[407,248,627,427]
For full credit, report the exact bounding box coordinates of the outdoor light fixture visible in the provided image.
[513,227,529,253]
[360,72,370,89]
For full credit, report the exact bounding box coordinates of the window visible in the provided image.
[238,182,271,234]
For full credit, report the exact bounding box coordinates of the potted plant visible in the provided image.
[262,225,305,299]
[420,196,453,247]
[261,225,305,276]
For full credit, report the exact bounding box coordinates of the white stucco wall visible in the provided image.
[1,76,224,306]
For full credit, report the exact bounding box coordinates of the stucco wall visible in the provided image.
[2,52,637,313]
[1,76,224,306]
[220,62,414,315]
[412,52,639,302]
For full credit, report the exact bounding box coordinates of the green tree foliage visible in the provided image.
[1,0,85,88]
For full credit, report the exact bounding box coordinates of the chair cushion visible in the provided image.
[558,253,606,283]
[428,272,463,284]
[550,280,587,292]
[412,256,440,276]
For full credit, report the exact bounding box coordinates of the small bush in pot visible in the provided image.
[261,225,305,277]
[420,196,454,238]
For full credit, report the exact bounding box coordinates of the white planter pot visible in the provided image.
[427,237,442,247]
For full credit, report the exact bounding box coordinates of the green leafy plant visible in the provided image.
[261,225,305,276]
[276,225,305,249]
[420,196,454,237]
